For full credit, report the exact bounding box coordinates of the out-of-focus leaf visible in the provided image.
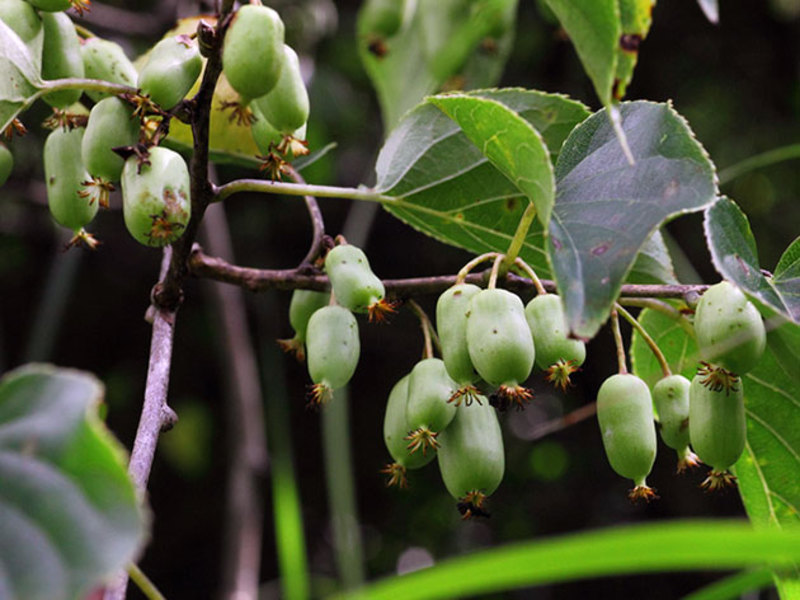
[614,0,656,101]
[0,19,43,133]
[627,230,678,284]
[697,0,719,23]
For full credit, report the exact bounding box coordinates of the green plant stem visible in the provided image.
[455,252,499,284]
[213,179,396,204]
[126,563,165,600]
[682,567,775,600]
[407,298,440,359]
[610,309,628,374]
[615,304,671,378]
[718,143,800,185]
[499,201,537,276]
[322,386,366,591]
[617,297,696,337]
[488,254,504,289]
[37,77,137,99]
[512,257,547,295]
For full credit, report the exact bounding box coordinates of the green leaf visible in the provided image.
[0,19,43,134]
[704,197,800,323]
[429,94,555,226]
[376,88,590,276]
[628,230,678,285]
[334,520,800,600]
[630,307,697,390]
[358,0,519,131]
[614,0,655,101]
[683,568,775,600]
[0,364,147,600]
[541,0,619,106]
[549,100,717,339]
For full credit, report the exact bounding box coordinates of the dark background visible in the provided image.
[1,0,799,598]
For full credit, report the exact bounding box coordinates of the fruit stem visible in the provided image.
[127,562,166,600]
[455,252,500,285]
[610,308,628,375]
[487,254,504,289]
[618,297,696,338]
[407,299,440,359]
[615,304,671,378]
[499,201,537,277]
[512,257,547,296]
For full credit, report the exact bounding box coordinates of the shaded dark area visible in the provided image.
[1,0,798,598]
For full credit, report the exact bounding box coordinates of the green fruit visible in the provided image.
[357,0,405,38]
[25,0,72,11]
[689,373,745,489]
[382,374,436,487]
[653,374,699,472]
[0,143,12,186]
[466,288,534,409]
[120,146,191,247]
[138,34,202,111]
[222,4,285,101]
[277,289,330,361]
[80,37,138,102]
[82,96,139,182]
[436,283,481,401]
[437,398,504,517]
[251,44,309,134]
[40,11,84,108]
[305,305,360,404]
[0,0,42,47]
[525,294,586,370]
[596,373,657,500]
[325,244,390,320]
[694,281,766,375]
[249,102,283,153]
[405,358,458,454]
[44,126,97,231]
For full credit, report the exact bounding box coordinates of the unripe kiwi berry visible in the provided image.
[80,37,138,102]
[25,0,74,11]
[596,373,658,501]
[325,243,394,322]
[652,374,700,473]
[694,281,766,376]
[82,96,139,183]
[138,34,202,111]
[405,358,458,456]
[466,288,534,410]
[437,398,504,519]
[525,293,586,391]
[222,4,285,102]
[0,0,42,48]
[120,146,191,247]
[436,283,481,404]
[40,11,84,108]
[251,44,309,134]
[689,371,746,490]
[305,305,360,405]
[381,374,436,488]
[276,289,330,361]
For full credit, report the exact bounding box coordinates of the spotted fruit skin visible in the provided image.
[694,281,766,375]
[251,44,309,134]
[80,37,138,101]
[466,288,534,387]
[0,143,12,186]
[120,146,190,247]
[596,373,657,486]
[305,305,360,391]
[40,11,84,108]
[82,97,139,182]
[437,399,504,500]
[525,294,586,370]
[689,373,745,473]
[138,35,202,110]
[222,4,285,101]
[653,374,691,452]
[436,283,481,385]
[324,244,385,314]
[44,126,97,231]
[383,375,435,470]
[405,358,458,435]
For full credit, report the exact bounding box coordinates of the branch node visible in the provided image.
[160,405,178,432]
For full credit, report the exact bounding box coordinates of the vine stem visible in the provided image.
[499,201,537,276]
[455,252,499,284]
[213,178,396,204]
[285,165,326,269]
[610,309,628,375]
[126,563,166,600]
[615,304,671,378]
[512,257,547,296]
[407,299,439,359]
[617,297,696,337]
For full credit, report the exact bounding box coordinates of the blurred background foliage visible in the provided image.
[1,0,799,598]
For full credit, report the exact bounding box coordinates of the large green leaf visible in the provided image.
[376,88,590,276]
[0,19,42,134]
[358,0,518,132]
[0,364,147,600]
[541,0,619,106]
[704,197,800,323]
[428,94,555,226]
[628,229,678,284]
[334,520,800,600]
[548,100,717,339]
[630,307,697,390]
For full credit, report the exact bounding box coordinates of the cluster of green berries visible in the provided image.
[1,2,309,246]
[597,281,766,500]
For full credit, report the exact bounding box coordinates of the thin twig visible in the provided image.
[455,252,499,284]
[615,304,671,378]
[512,257,547,296]
[610,308,628,375]
[285,165,326,270]
[529,402,598,441]
[406,299,439,359]
[213,178,395,204]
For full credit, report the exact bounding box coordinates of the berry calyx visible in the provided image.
[628,483,658,503]
[380,462,408,488]
[697,362,739,395]
[545,358,581,392]
[457,490,491,520]
[701,470,737,491]
[489,384,533,412]
[405,426,440,456]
